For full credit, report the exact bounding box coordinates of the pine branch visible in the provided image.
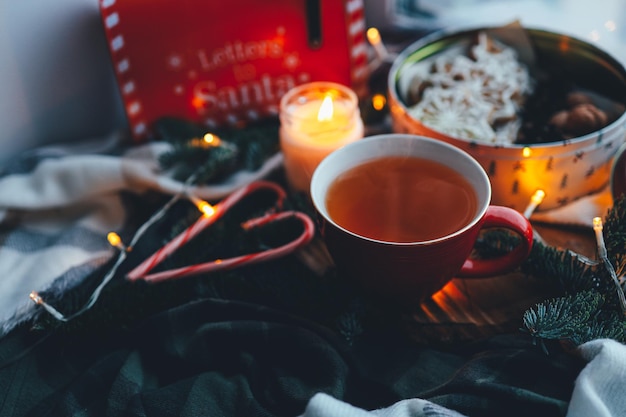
[522,290,605,345]
[159,143,239,184]
[32,118,626,350]
[153,117,280,184]
[521,241,599,294]
[476,230,598,294]
[519,196,626,348]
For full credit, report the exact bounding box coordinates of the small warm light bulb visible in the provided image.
[107,232,125,250]
[523,189,546,219]
[187,194,216,217]
[29,291,43,304]
[522,147,532,158]
[593,216,603,231]
[593,216,608,259]
[366,27,382,46]
[592,216,626,313]
[593,216,606,256]
[531,189,546,205]
[372,94,387,111]
[192,95,205,110]
[317,95,334,122]
[196,200,216,217]
[366,27,390,61]
[203,133,221,147]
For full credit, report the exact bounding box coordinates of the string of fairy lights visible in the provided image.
[27,132,318,323]
[24,26,393,322]
[524,189,626,315]
[26,147,624,324]
[28,134,225,322]
[593,216,626,314]
[25,28,626,323]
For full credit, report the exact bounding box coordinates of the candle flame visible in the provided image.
[317,95,334,122]
[522,147,532,158]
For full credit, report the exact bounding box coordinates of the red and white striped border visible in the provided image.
[100,0,147,139]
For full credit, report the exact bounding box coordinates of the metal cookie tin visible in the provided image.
[389,25,626,212]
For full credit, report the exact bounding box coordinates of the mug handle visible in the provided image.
[457,206,534,278]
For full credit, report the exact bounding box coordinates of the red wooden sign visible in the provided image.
[99,0,369,141]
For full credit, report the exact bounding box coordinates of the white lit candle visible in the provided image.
[279,81,364,192]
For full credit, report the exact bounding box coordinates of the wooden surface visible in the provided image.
[533,223,596,258]
[297,224,598,344]
[404,223,597,343]
[405,271,548,343]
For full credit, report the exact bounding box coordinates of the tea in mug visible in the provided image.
[325,156,478,242]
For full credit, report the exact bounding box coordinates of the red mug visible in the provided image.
[310,134,534,307]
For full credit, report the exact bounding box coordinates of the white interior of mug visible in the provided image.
[309,134,492,244]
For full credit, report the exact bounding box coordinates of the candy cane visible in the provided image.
[126,181,295,281]
[132,211,315,283]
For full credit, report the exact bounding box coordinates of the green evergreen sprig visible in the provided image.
[523,289,626,350]
[516,195,626,347]
[468,194,626,348]
[29,117,626,351]
[152,116,626,348]
[520,242,599,295]
[522,290,605,350]
[159,142,238,184]
[153,116,281,184]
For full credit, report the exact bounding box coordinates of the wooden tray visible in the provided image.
[296,224,597,344]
